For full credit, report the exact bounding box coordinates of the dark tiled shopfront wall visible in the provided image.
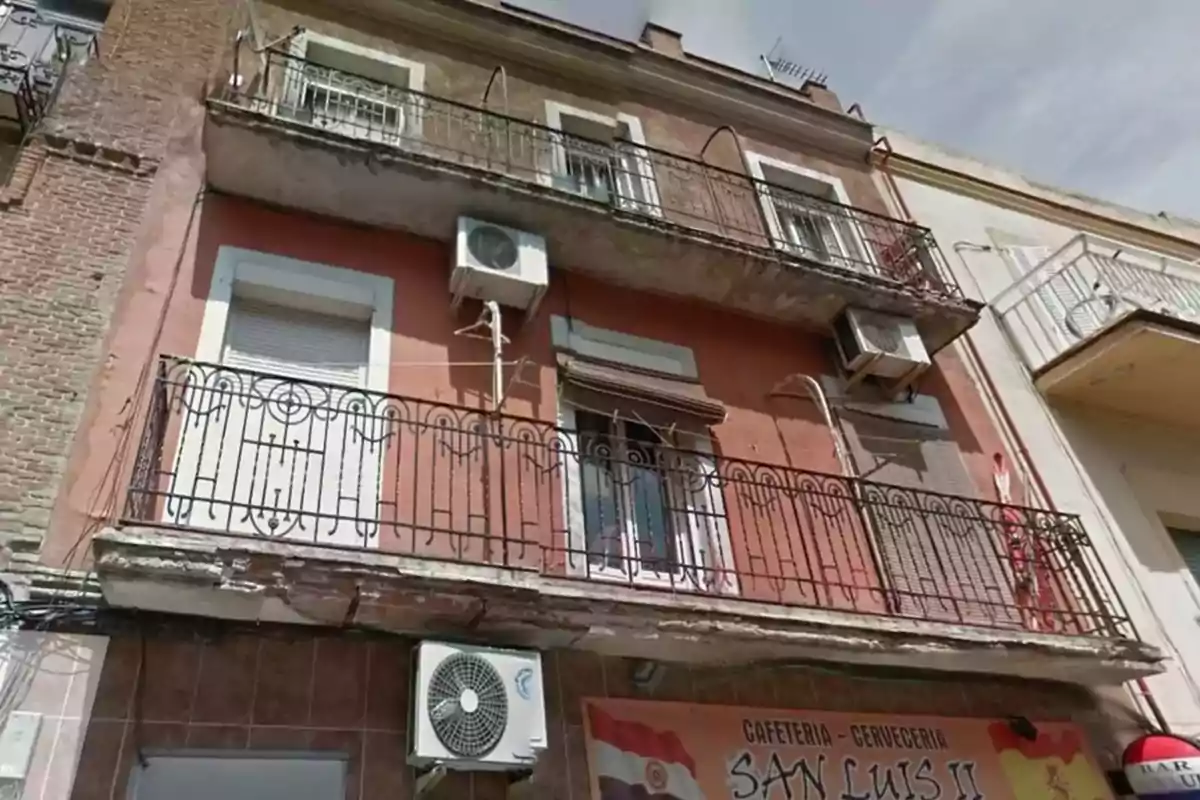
[73,631,1126,800]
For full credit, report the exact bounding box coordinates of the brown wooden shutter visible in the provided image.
[838,411,1019,627]
[556,353,726,427]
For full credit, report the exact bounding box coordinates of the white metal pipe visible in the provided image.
[485,300,504,412]
[769,373,855,479]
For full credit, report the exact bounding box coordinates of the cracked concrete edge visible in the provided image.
[92,526,1164,675]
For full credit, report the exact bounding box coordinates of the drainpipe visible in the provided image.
[875,147,1173,735]
[768,373,899,614]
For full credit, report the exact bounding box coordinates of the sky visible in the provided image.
[507,0,1200,221]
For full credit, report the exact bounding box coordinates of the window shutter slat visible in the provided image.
[222,298,369,387]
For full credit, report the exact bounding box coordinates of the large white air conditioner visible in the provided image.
[450,217,548,314]
[410,640,547,772]
[833,307,931,383]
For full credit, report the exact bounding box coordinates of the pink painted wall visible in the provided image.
[47,192,1018,611]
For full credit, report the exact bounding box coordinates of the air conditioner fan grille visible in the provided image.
[466,225,519,271]
[426,652,508,758]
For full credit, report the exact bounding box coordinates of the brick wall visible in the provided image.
[0,0,234,569]
[74,630,1132,800]
[0,144,151,560]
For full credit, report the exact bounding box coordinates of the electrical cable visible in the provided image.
[54,184,205,581]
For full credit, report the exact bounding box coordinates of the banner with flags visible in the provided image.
[583,698,1114,800]
[588,704,704,800]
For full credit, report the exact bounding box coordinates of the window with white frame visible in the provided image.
[551,317,735,593]
[573,410,681,576]
[746,153,869,269]
[543,102,661,215]
[168,246,394,548]
[282,31,425,144]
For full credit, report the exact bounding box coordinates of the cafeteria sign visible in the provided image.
[583,698,1112,800]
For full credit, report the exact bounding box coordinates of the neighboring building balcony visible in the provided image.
[204,46,978,353]
[96,356,1161,683]
[0,3,97,136]
[993,233,1200,427]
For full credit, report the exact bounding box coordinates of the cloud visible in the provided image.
[867,0,1200,217]
[507,0,1200,218]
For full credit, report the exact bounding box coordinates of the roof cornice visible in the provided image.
[349,0,876,161]
[875,141,1200,260]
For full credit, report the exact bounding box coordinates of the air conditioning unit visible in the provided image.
[410,640,547,772]
[833,307,931,383]
[451,217,548,314]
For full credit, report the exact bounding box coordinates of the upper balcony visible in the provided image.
[96,355,1160,683]
[0,2,97,136]
[204,46,979,353]
[993,233,1200,427]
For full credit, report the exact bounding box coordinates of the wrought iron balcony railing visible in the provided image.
[124,356,1133,639]
[0,3,97,134]
[213,47,961,303]
[993,234,1200,372]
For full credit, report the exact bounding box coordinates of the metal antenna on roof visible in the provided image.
[760,36,828,88]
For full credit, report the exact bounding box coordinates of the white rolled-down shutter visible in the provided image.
[222,297,369,386]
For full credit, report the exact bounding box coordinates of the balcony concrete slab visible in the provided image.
[94,525,1164,686]
[1037,310,1200,428]
[204,104,981,353]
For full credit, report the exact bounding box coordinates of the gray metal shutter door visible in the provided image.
[839,411,1018,626]
[222,297,369,387]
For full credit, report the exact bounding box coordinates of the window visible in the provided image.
[1003,244,1100,351]
[36,0,110,28]
[575,410,681,576]
[551,317,734,593]
[168,247,393,548]
[543,102,660,215]
[128,754,346,800]
[283,32,425,144]
[1168,528,1200,586]
[745,153,869,270]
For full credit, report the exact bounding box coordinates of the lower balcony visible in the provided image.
[96,356,1161,682]
[204,47,979,353]
[994,233,1200,427]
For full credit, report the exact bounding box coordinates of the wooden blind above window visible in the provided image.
[556,352,726,427]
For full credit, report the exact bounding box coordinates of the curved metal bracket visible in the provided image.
[699,124,773,249]
[699,124,749,169]
[481,65,508,116]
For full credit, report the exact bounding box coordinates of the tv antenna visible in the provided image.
[760,36,828,87]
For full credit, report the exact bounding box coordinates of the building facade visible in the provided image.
[0,0,1172,797]
[874,128,1200,740]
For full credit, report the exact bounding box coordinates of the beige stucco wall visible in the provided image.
[1056,404,1200,676]
[876,167,1200,736]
